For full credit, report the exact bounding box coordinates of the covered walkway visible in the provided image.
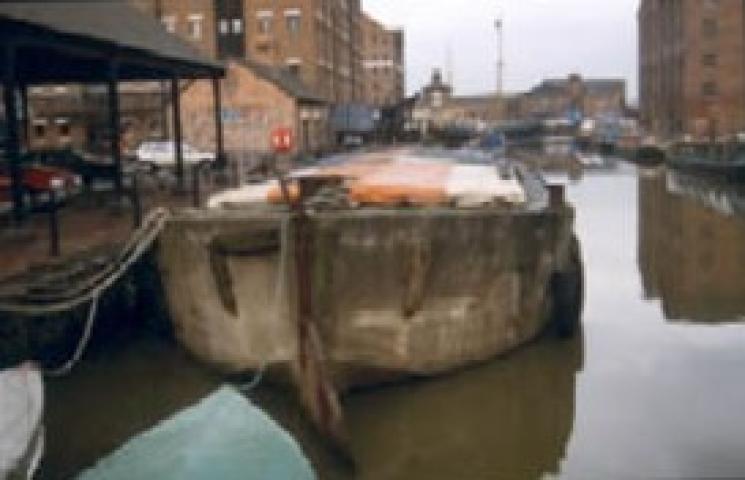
[0,0,226,222]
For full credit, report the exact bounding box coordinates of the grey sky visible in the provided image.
[363,0,640,102]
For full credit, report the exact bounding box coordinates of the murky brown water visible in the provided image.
[39,164,745,479]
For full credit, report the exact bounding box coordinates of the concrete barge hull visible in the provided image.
[157,207,576,385]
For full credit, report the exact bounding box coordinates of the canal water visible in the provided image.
[38,163,745,479]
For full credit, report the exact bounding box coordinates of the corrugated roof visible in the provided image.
[236,58,326,104]
[0,1,223,77]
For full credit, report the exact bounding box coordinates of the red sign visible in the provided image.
[270,127,294,154]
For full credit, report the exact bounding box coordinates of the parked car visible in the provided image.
[0,157,82,209]
[19,149,121,191]
[135,141,216,170]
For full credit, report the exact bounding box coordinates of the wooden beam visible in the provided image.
[171,74,184,191]
[212,76,225,166]
[3,44,24,223]
[107,61,123,197]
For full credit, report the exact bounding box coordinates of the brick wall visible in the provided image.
[640,0,745,139]
[361,13,405,108]
[180,62,329,156]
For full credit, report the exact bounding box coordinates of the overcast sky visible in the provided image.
[363,0,640,102]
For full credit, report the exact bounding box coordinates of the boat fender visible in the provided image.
[550,235,584,338]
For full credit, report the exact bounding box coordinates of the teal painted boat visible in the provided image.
[78,386,316,480]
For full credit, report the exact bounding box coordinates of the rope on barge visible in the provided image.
[0,208,170,376]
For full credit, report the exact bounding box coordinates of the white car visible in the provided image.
[135,141,216,170]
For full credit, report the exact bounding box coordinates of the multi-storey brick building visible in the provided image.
[241,0,363,103]
[132,0,363,104]
[639,0,745,140]
[27,0,383,155]
[360,13,404,108]
[130,0,218,58]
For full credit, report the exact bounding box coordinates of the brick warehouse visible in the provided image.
[639,0,745,140]
[29,0,396,156]
[361,12,405,108]
[132,0,365,104]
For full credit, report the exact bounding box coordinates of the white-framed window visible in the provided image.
[187,14,204,40]
[161,15,176,33]
[286,57,302,76]
[257,10,273,34]
[284,8,302,35]
[219,19,230,35]
[232,18,244,34]
[55,118,71,138]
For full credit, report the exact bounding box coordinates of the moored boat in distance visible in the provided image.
[156,148,584,389]
[667,138,745,181]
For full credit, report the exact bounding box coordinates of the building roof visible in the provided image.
[236,59,327,104]
[451,95,500,106]
[529,78,626,96]
[0,0,223,83]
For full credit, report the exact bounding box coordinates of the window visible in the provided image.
[702,53,717,67]
[286,15,301,34]
[161,15,176,33]
[187,14,204,40]
[33,123,46,138]
[287,58,301,76]
[56,119,70,137]
[432,91,443,108]
[232,18,243,34]
[257,10,273,34]
[702,18,718,37]
[285,9,302,35]
[219,19,230,35]
[702,80,718,96]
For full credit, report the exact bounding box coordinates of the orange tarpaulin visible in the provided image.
[267,156,452,206]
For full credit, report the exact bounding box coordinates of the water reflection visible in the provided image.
[638,169,745,323]
[296,332,583,480]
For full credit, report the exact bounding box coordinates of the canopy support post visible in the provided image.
[3,44,24,223]
[107,61,123,198]
[171,74,184,192]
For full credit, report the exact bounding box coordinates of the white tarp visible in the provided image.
[0,363,44,480]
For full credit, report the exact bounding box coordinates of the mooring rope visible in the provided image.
[0,208,170,377]
[236,214,290,394]
[43,294,100,378]
[0,208,169,316]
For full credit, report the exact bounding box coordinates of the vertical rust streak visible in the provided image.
[274,165,352,464]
